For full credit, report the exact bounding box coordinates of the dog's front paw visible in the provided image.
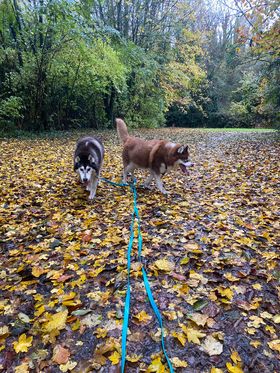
[89,194,95,200]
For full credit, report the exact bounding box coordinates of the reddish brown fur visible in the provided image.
[116,118,189,193]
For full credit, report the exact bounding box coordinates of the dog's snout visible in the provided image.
[83,178,88,183]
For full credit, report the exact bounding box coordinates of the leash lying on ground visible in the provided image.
[100,177,174,373]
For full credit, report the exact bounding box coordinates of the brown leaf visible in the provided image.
[52,345,70,365]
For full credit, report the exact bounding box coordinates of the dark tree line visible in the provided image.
[0,0,279,133]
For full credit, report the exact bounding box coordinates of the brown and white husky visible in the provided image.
[116,118,192,194]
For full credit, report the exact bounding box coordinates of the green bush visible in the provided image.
[0,96,24,121]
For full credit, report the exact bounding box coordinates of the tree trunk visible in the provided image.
[104,86,116,127]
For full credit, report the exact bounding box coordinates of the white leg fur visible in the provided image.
[123,163,135,183]
[143,173,154,188]
[89,174,98,199]
[154,173,168,194]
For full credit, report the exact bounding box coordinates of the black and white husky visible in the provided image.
[74,136,104,199]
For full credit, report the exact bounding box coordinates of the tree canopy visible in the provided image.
[0,0,279,132]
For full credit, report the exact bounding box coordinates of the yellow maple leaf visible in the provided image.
[181,325,206,345]
[147,357,166,373]
[247,315,265,328]
[226,362,244,373]
[43,310,68,333]
[230,351,241,364]
[95,327,108,338]
[170,356,188,367]
[260,311,273,319]
[217,287,233,300]
[59,360,77,372]
[162,310,177,320]
[126,353,142,362]
[252,283,262,290]
[34,305,45,317]
[246,327,257,335]
[172,331,186,346]
[210,368,223,373]
[224,273,240,282]
[265,325,276,335]
[13,333,33,353]
[71,320,80,331]
[32,266,45,277]
[108,351,120,365]
[88,267,105,277]
[62,292,76,301]
[267,339,280,353]
[250,340,261,348]
[134,310,152,323]
[15,362,29,373]
[154,259,175,272]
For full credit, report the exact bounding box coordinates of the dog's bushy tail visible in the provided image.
[116,118,129,144]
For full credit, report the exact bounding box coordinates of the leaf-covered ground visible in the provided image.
[0,128,279,373]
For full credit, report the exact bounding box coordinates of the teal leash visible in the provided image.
[100,177,174,373]
[100,177,129,188]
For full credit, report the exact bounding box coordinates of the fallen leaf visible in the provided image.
[53,345,70,364]
[210,368,223,373]
[201,335,223,356]
[146,357,166,372]
[170,356,188,367]
[108,351,120,365]
[181,325,206,345]
[15,362,29,373]
[13,333,33,353]
[226,362,244,373]
[154,259,175,272]
[250,340,261,348]
[59,360,77,372]
[172,331,186,346]
[189,312,209,326]
[126,353,142,362]
[230,350,241,364]
[43,310,68,333]
[267,339,280,353]
[133,310,152,323]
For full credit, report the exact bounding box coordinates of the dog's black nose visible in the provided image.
[83,178,88,183]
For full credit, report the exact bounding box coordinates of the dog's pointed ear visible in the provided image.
[75,156,80,163]
[177,145,188,154]
[88,154,95,163]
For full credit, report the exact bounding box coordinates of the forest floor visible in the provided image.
[0,128,279,373]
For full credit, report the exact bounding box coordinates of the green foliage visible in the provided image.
[0,0,279,132]
[0,96,24,121]
[115,42,166,127]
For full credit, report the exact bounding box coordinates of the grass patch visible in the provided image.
[197,127,275,132]
[0,126,276,139]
